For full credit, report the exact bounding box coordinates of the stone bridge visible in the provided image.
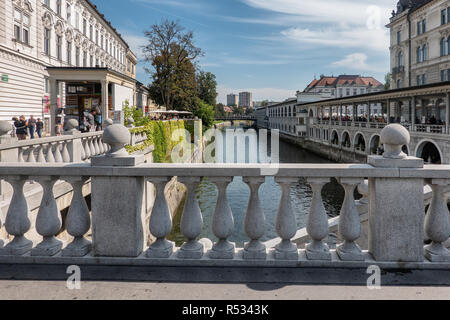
[308,120,450,164]
[0,123,447,285]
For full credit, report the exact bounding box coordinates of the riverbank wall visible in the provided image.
[276,132,367,164]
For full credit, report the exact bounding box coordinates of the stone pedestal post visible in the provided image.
[63,119,83,163]
[368,124,425,262]
[91,124,145,257]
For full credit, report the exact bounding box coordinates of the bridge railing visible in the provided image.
[0,131,108,164]
[0,162,447,267]
[0,124,447,269]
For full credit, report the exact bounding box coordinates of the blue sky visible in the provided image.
[91,0,397,104]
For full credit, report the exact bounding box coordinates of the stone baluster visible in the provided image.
[80,139,86,160]
[97,136,105,154]
[83,138,91,159]
[146,177,174,258]
[26,146,36,163]
[18,147,25,163]
[0,176,32,255]
[62,141,71,163]
[62,177,91,257]
[46,143,55,163]
[243,177,266,260]
[31,176,62,256]
[306,178,331,260]
[93,136,100,155]
[209,177,235,259]
[336,178,364,261]
[89,137,96,156]
[273,177,299,260]
[54,142,63,163]
[424,179,450,262]
[178,177,204,259]
[36,145,46,163]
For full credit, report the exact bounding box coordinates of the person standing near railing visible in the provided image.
[36,118,44,138]
[14,116,28,140]
[27,115,36,139]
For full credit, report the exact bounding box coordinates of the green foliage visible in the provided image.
[126,120,189,163]
[385,73,392,90]
[214,103,226,118]
[194,100,215,130]
[197,71,218,106]
[123,100,150,127]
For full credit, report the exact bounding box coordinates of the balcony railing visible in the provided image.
[392,66,405,74]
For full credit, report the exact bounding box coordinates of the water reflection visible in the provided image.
[195,125,345,247]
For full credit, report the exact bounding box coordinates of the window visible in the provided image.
[422,44,427,61]
[44,28,51,55]
[83,19,87,36]
[83,51,87,67]
[13,8,30,45]
[67,41,72,64]
[339,88,343,97]
[95,30,99,45]
[89,25,93,41]
[96,58,99,67]
[346,89,350,96]
[56,0,62,16]
[67,4,72,24]
[76,12,80,30]
[417,19,426,35]
[441,70,447,82]
[441,37,448,56]
[56,35,62,61]
[398,51,403,67]
[90,55,93,67]
[101,35,104,49]
[75,47,80,67]
[397,79,402,88]
[353,89,358,95]
[397,31,401,44]
[442,9,447,25]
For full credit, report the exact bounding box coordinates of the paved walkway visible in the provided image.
[0,280,449,300]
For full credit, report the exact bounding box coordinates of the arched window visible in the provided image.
[417,46,422,63]
[397,51,403,67]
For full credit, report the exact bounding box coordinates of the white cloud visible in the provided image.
[122,34,147,60]
[281,27,389,52]
[331,53,377,72]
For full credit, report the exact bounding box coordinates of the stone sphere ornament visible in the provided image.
[103,119,114,128]
[380,124,410,159]
[102,124,130,158]
[64,119,79,133]
[0,121,12,136]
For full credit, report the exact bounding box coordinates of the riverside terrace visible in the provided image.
[0,123,448,284]
[262,81,450,164]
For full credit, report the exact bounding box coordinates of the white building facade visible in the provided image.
[238,91,252,108]
[388,0,450,89]
[298,75,385,117]
[0,0,137,132]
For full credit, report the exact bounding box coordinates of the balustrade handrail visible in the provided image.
[0,162,443,178]
[0,131,104,151]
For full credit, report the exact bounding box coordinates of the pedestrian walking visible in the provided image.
[27,115,37,139]
[14,116,28,140]
[36,118,44,138]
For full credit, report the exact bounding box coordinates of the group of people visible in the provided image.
[12,115,44,140]
[80,108,102,133]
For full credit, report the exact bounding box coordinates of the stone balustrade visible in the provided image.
[0,162,447,267]
[0,123,447,271]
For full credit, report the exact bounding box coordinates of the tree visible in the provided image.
[197,71,218,106]
[142,20,203,110]
[385,73,391,90]
[214,103,226,118]
[194,99,215,129]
